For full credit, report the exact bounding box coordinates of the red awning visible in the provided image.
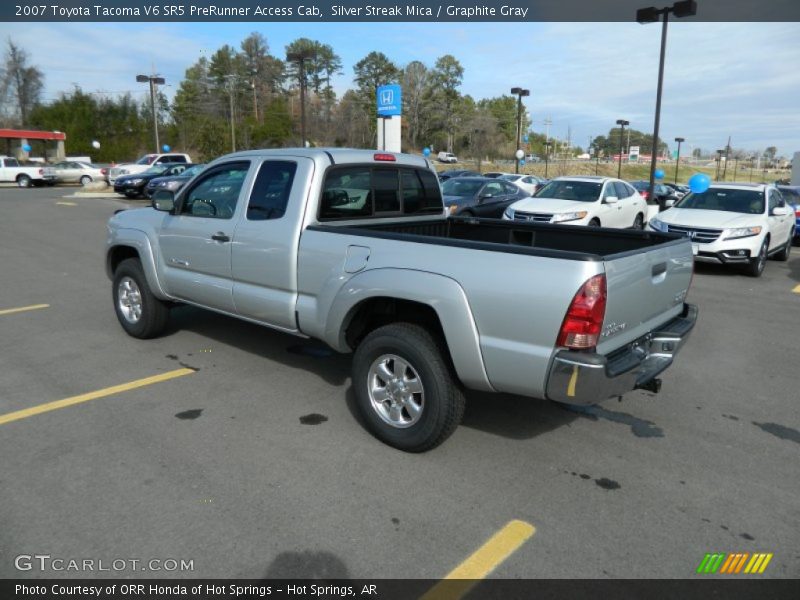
[0,129,66,141]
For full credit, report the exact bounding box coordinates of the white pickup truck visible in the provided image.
[108,153,191,185]
[106,148,697,451]
[0,156,56,187]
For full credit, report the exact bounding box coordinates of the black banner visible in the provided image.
[3,579,800,600]
[3,0,800,22]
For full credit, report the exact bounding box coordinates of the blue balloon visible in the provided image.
[162,144,171,152]
[22,144,32,152]
[688,173,711,194]
[422,147,431,157]
[519,159,526,166]
[523,135,529,143]
[654,168,665,180]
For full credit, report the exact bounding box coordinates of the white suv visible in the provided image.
[437,152,458,163]
[502,176,648,229]
[647,183,795,277]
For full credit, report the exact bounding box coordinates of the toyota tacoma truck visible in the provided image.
[106,149,697,452]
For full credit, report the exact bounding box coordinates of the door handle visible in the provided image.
[211,232,230,243]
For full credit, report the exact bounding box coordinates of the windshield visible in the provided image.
[535,180,602,202]
[675,188,765,214]
[442,179,482,197]
[135,155,157,165]
[144,164,169,175]
[501,174,522,182]
[629,181,648,191]
[182,165,204,177]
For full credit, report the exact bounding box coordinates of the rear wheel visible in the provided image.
[112,258,170,338]
[745,239,768,277]
[352,323,465,452]
[16,174,31,188]
[79,175,92,186]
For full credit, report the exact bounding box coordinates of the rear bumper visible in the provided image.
[545,303,698,405]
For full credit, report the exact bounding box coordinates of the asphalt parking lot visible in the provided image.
[1,186,798,582]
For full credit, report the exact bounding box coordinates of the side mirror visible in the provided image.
[770,206,789,216]
[152,190,175,212]
[605,196,619,204]
[665,198,676,208]
[479,193,494,201]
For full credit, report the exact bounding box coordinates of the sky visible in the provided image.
[1,20,799,157]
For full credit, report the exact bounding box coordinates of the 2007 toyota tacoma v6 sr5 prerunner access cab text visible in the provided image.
[106,149,697,451]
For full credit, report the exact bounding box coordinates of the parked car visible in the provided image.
[482,172,510,179]
[647,183,795,277]
[145,163,206,198]
[437,151,458,163]
[504,176,648,229]
[629,180,680,209]
[0,156,57,187]
[442,176,529,217]
[437,169,480,181]
[43,161,106,185]
[501,173,545,195]
[777,185,800,243]
[106,148,696,451]
[525,154,542,163]
[114,163,193,198]
[108,152,191,185]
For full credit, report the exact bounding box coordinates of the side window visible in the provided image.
[483,182,504,197]
[768,191,781,211]
[373,168,400,213]
[614,182,630,198]
[400,170,425,214]
[603,183,617,199]
[247,160,297,221]
[6,158,20,167]
[417,170,443,213]
[503,182,520,195]
[180,162,249,220]
[168,155,187,164]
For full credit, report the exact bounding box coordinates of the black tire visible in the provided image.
[112,258,170,339]
[17,174,31,188]
[773,231,793,261]
[589,218,601,227]
[79,175,92,186]
[461,210,475,217]
[352,323,466,452]
[632,213,644,230]
[745,239,768,277]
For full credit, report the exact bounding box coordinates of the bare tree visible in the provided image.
[3,40,44,126]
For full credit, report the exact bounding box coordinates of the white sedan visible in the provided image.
[502,176,648,229]
[647,183,795,277]
[500,173,544,195]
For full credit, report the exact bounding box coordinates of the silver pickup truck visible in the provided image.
[106,149,697,451]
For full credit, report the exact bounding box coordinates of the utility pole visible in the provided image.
[543,116,552,143]
[136,74,165,153]
[721,135,731,179]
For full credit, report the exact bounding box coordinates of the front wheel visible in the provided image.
[112,258,170,338]
[632,213,644,230]
[588,218,601,227]
[745,239,768,277]
[352,323,465,452]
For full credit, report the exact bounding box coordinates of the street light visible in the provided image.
[616,119,629,178]
[136,74,165,153]
[510,87,530,174]
[287,49,316,147]
[673,136,684,184]
[543,141,552,178]
[637,0,697,206]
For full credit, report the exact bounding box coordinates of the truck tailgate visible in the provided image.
[596,239,693,355]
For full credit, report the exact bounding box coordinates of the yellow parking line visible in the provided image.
[793,284,800,294]
[56,201,77,206]
[0,303,50,316]
[420,520,535,600]
[0,368,195,427]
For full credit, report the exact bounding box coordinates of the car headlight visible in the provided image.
[552,211,588,223]
[503,207,515,219]
[724,226,762,240]
[649,217,666,231]
[448,205,458,214]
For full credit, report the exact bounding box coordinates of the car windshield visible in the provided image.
[182,165,204,177]
[135,155,157,165]
[778,188,800,202]
[144,164,169,175]
[629,181,648,191]
[535,180,602,202]
[500,174,522,182]
[675,188,765,214]
[442,179,483,197]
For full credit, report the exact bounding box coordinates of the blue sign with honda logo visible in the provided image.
[377,84,402,116]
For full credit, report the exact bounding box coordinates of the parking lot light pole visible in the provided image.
[544,141,552,178]
[637,0,697,205]
[715,149,724,180]
[511,87,530,174]
[673,137,684,184]
[616,119,629,178]
[136,74,165,154]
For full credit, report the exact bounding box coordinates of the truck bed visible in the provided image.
[310,216,684,260]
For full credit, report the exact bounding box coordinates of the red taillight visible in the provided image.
[795,209,800,217]
[557,274,607,350]
[373,153,396,162]
[641,190,649,200]
[101,168,107,175]
[38,168,44,175]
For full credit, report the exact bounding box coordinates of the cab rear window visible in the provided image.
[320,166,443,220]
